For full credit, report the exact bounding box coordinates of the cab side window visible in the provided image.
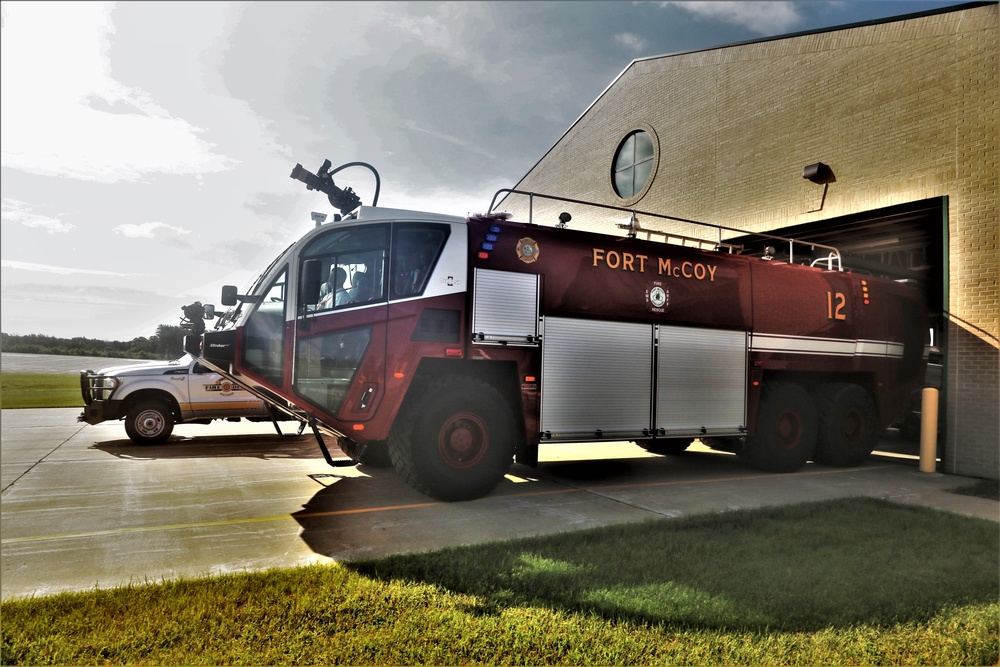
[299,224,388,313]
[390,224,450,299]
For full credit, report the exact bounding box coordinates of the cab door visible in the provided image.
[292,223,389,424]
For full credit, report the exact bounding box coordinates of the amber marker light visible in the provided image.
[352,424,365,431]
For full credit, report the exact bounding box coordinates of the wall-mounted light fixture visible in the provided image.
[803,162,836,212]
[802,162,835,184]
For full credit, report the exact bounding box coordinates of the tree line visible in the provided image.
[1,325,189,361]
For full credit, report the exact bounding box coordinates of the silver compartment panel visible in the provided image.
[540,317,653,439]
[471,269,540,344]
[656,326,747,435]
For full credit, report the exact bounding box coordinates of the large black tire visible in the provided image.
[339,438,393,468]
[813,383,879,467]
[389,377,516,501]
[739,381,817,472]
[124,399,174,445]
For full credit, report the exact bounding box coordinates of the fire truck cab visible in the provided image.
[188,160,928,501]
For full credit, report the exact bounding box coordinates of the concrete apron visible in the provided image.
[2,408,996,600]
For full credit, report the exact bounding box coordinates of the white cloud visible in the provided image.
[1,198,76,234]
[0,2,237,183]
[662,1,803,35]
[615,32,648,53]
[1,260,138,277]
[112,222,193,239]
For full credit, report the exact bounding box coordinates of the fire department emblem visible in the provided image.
[516,237,539,264]
[646,282,669,312]
[205,380,240,396]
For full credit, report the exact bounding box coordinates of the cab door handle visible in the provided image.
[358,384,377,410]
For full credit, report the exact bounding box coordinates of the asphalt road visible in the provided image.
[1,354,995,601]
[2,352,153,374]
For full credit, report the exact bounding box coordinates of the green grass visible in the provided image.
[3,498,997,665]
[0,372,82,409]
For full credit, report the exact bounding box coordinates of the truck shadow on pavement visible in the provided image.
[290,448,997,635]
[292,450,755,564]
[335,494,999,634]
[88,432,319,461]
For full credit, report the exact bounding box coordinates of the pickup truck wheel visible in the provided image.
[739,381,817,472]
[124,400,174,445]
[390,377,515,501]
[813,383,878,467]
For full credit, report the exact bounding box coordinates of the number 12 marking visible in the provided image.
[827,291,847,321]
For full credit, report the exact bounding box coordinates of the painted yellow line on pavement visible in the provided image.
[1,501,443,545]
[1,465,889,545]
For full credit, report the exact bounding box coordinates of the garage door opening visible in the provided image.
[728,196,948,459]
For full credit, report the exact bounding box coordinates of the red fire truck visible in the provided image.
[186,159,928,501]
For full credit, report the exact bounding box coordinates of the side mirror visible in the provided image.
[300,259,322,306]
[221,285,238,306]
[203,304,215,319]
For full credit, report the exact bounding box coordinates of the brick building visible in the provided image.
[505,2,998,478]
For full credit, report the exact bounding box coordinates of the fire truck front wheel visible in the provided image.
[339,438,393,468]
[812,383,879,467]
[390,377,515,501]
[124,399,175,445]
[738,381,817,473]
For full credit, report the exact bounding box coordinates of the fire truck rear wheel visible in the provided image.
[738,381,817,473]
[390,377,515,501]
[813,383,879,467]
[124,399,174,445]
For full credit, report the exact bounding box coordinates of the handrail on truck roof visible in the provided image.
[488,188,843,271]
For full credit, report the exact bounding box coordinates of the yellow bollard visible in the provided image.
[919,388,939,473]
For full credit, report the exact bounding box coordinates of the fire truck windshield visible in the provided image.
[243,268,287,385]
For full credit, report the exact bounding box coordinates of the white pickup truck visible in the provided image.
[79,354,293,444]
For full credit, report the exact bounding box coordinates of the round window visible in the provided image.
[612,129,656,199]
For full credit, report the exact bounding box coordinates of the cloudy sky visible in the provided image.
[1,0,965,341]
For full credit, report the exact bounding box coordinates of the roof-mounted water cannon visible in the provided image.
[180,301,215,334]
[289,159,381,217]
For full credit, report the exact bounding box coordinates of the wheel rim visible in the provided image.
[775,409,802,450]
[438,412,489,469]
[841,407,865,444]
[135,410,166,438]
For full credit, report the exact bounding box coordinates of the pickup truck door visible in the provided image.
[185,359,263,419]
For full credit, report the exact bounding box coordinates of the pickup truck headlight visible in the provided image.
[92,376,121,401]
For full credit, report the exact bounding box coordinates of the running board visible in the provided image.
[310,417,356,467]
[272,419,307,437]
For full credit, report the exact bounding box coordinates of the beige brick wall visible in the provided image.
[511,5,998,478]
